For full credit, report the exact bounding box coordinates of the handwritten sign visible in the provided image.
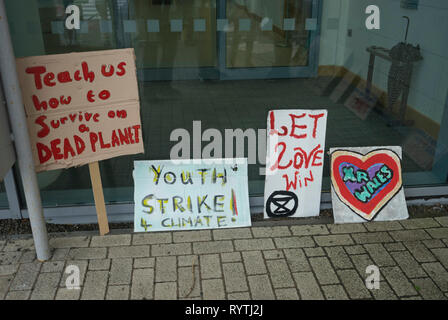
[264,109,327,218]
[133,159,251,232]
[16,49,143,172]
[330,146,409,223]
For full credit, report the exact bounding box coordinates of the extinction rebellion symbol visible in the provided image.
[265,191,298,218]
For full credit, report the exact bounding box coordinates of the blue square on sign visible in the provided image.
[147,19,160,32]
[194,19,206,32]
[171,19,183,32]
[283,18,295,31]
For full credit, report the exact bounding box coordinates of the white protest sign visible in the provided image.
[133,159,251,232]
[264,109,327,218]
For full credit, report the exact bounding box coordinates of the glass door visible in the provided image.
[218,0,319,79]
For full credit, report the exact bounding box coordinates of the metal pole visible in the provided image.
[0,0,50,261]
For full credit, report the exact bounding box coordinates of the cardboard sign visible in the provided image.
[0,88,15,181]
[16,49,144,172]
[264,109,327,218]
[330,146,409,223]
[133,159,251,232]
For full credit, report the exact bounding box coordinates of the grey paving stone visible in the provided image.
[151,243,191,256]
[389,230,431,242]
[173,230,211,243]
[352,232,394,244]
[292,272,324,300]
[135,257,155,269]
[0,264,18,276]
[81,271,108,300]
[90,234,131,247]
[227,292,250,300]
[109,258,133,285]
[290,224,329,236]
[55,288,81,300]
[381,266,417,297]
[284,248,311,272]
[431,248,448,269]
[3,239,34,252]
[42,261,65,273]
[422,262,448,292]
[131,268,154,300]
[322,284,349,300]
[411,278,446,300]
[404,241,437,262]
[154,282,177,300]
[109,245,150,258]
[89,258,111,271]
[0,276,12,299]
[364,221,403,232]
[19,250,36,263]
[350,254,375,276]
[252,226,291,238]
[274,236,315,248]
[343,245,366,255]
[222,263,248,292]
[235,238,275,251]
[202,278,226,300]
[51,248,70,261]
[248,275,275,300]
[178,266,200,299]
[242,251,267,275]
[68,247,107,260]
[435,216,448,227]
[325,246,353,269]
[200,254,222,279]
[266,259,294,288]
[400,218,440,230]
[304,247,326,257]
[5,290,31,300]
[155,256,177,282]
[371,281,398,300]
[59,260,88,288]
[426,228,448,239]
[314,234,354,246]
[9,262,41,291]
[221,252,241,263]
[390,251,427,278]
[383,243,406,252]
[193,241,234,254]
[132,232,172,245]
[213,228,252,240]
[337,269,372,299]
[309,256,339,285]
[0,251,22,265]
[328,223,367,234]
[275,288,300,300]
[401,296,422,300]
[49,236,90,248]
[422,239,446,249]
[263,249,284,260]
[106,285,130,300]
[363,244,396,267]
[30,272,61,300]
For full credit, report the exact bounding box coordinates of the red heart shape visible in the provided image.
[331,149,403,221]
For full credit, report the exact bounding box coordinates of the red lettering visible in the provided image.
[32,95,47,111]
[26,66,46,90]
[269,111,288,136]
[63,138,75,159]
[37,142,51,164]
[270,142,291,171]
[57,71,72,83]
[116,62,126,76]
[82,61,95,82]
[43,72,56,87]
[99,132,111,149]
[74,135,86,154]
[87,90,95,102]
[89,132,98,152]
[132,124,141,143]
[101,64,114,77]
[308,113,325,138]
[74,70,82,81]
[289,113,307,139]
[99,90,110,100]
[35,115,50,138]
[50,139,63,160]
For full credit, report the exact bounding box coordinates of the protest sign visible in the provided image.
[133,159,251,232]
[16,49,144,172]
[16,48,144,235]
[264,109,327,218]
[330,146,408,223]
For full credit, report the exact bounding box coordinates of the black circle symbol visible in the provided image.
[265,191,299,218]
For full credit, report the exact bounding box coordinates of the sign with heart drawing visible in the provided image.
[330,146,409,223]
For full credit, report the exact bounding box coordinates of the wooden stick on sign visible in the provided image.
[88,161,110,236]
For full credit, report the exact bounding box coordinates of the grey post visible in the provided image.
[0,0,50,260]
